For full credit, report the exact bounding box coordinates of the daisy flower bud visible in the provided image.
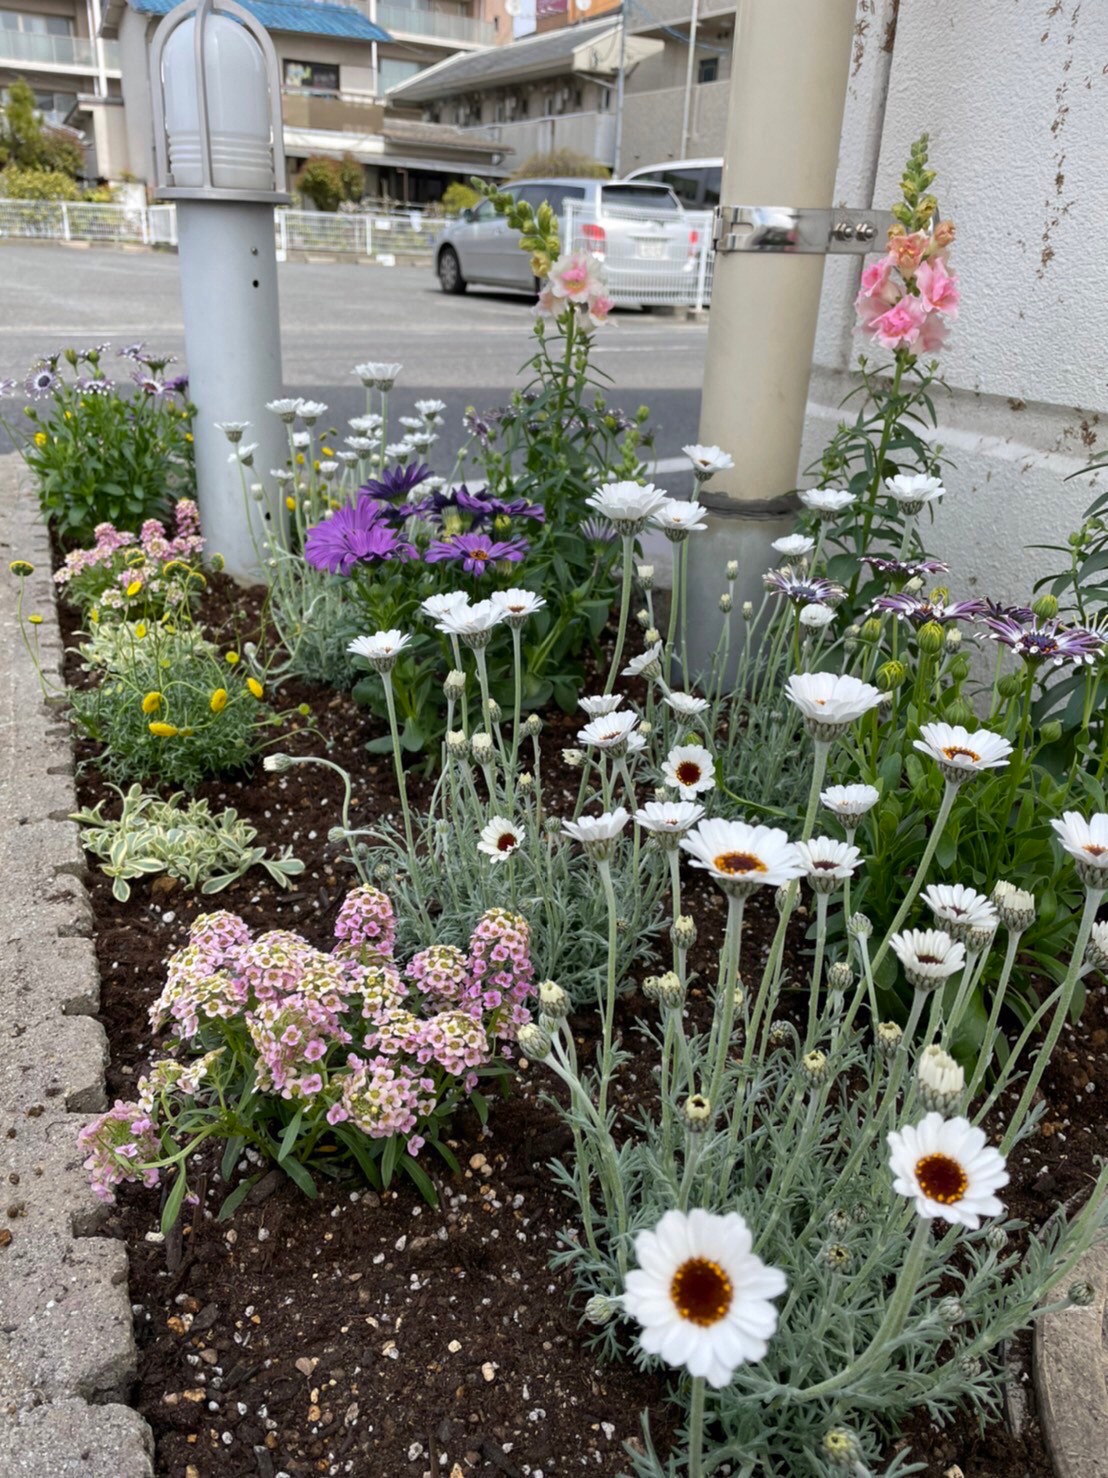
[847,912,873,939]
[1068,1280,1095,1307]
[775,885,797,916]
[522,713,543,737]
[683,1093,713,1132]
[768,1021,792,1048]
[517,1023,551,1061]
[860,617,883,642]
[827,961,853,992]
[741,600,753,618]
[820,1243,851,1273]
[827,1209,851,1234]
[875,1021,903,1058]
[637,564,655,589]
[802,1050,829,1085]
[1086,920,1108,972]
[938,1296,964,1327]
[444,669,466,696]
[657,972,686,1010]
[263,753,293,773]
[644,627,662,646]
[585,1293,617,1325]
[543,816,562,836]
[877,659,907,691]
[670,914,697,951]
[446,730,469,759]
[719,593,734,613]
[472,732,495,762]
[538,980,569,1019]
[986,1226,1008,1251]
[822,1427,862,1468]
[327,827,347,844]
[518,772,534,790]
[562,744,585,769]
[726,560,739,580]
[959,1354,982,1379]
[635,607,651,629]
[1032,592,1059,620]
[945,626,962,649]
[485,698,502,723]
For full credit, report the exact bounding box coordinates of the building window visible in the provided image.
[0,10,74,34]
[379,58,422,94]
[284,60,340,94]
[697,56,719,84]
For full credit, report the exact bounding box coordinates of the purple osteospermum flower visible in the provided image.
[0,378,17,398]
[132,372,166,396]
[581,517,617,545]
[118,342,145,361]
[361,462,432,502]
[25,367,60,399]
[763,569,845,606]
[304,496,415,576]
[979,614,1104,667]
[872,593,986,627]
[76,377,114,396]
[980,597,1035,625]
[864,556,951,580]
[424,532,528,574]
[454,485,544,524]
[164,374,190,396]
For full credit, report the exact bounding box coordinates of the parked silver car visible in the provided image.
[434,178,703,307]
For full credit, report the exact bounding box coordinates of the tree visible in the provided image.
[296,153,364,212]
[510,149,610,181]
[0,78,84,177]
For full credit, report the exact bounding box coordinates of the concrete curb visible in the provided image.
[1035,1241,1108,1478]
[0,455,154,1476]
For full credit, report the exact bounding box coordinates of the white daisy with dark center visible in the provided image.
[585,480,669,535]
[652,498,708,539]
[681,818,803,894]
[633,800,706,844]
[663,691,710,719]
[922,883,998,941]
[884,472,946,515]
[477,816,525,863]
[621,1207,786,1388]
[887,1113,1008,1229]
[662,743,717,800]
[913,722,1013,784]
[577,711,641,752]
[347,630,411,674]
[578,693,625,718]
[799,486,856,518]
[1051,811,1108,887]
[794,836,861,892]
[785,672,883,737]
[434,598,505,646]
[682,444,734,480]
[821,783,880,821]
[889,928,966,991]
[772,533,815,559]
[562,808,629,861]
[492,588,546,626]
[421,591,470,623]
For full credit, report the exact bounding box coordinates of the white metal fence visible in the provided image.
[562,199,714,310]
[0,201,440,261]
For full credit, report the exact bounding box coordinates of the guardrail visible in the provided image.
[376,3,496,45]
[0,31,121,71]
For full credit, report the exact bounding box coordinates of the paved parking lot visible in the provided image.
[0,244,708,470]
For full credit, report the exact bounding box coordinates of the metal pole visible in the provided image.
[176,200,286,579]
[612,5,627,177]
[679,0,699,159]
[685,0,856,674]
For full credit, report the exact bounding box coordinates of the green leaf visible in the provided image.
[402,1154,438,1206]
[470,1090,489,1127]
[217,1175,259,1221]
[381,1132,400,1187]
[277,1110,303,1163]
[282,1156,317,1198]
[160,1168,189,1237]
[221,1135,245,1182]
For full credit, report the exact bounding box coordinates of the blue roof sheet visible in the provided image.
[129,0,391,42]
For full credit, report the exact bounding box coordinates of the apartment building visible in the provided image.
[621,0,731,170]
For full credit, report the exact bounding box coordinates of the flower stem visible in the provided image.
[687,1376,706,1478]
[604,535,636,695]
[869,780,957,976]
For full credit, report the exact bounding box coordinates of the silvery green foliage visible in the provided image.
[72,784,304,901]
[76,619,217,672]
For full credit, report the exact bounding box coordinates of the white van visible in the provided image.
[623,159,722,212]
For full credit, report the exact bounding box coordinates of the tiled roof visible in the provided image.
[126,0,391,43]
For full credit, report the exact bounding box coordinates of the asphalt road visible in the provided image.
[0,244,708,472]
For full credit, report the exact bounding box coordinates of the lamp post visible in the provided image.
[149,0,288,580]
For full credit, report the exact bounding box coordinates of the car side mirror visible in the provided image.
[459,207,474,222]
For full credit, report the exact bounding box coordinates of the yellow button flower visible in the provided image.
[8,560,34,578]
[297,703,311,717]
[246,677,264,699]
[125,579,143,598]
[225,651,240,665]
[210,687,228,713]
[148,721,178,738]
[185,432,194,443]
[33,432,47,447]
[142,691,163,714]
[295,453,305,466]
[28,613,43,625]
[286,495,296,511]
[134,622,147,639]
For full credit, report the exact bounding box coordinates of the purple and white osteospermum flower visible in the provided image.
[772,533,815,560]
[579,694,624,718]
[1051,811,1108,885]
[662,744,716,800]
[884,473,946,514]
[634,800,705,841]
[794,836,861,889]
[799,486,855,518]
[683,444,734,481]
[914,722,1013,783]
[979,613,1104,668]
[923,883,999,937]
[864,555,950,580]
[621,1207,786,1388]
[872,593,985,627]
[681,818,803,891]
[889,928,966,991]
[477,816,525,863]
[888,1113,1008,1229]
[26,366,60,399]
[763,569,845,606]
[652,499,708,539]
[577,711,640,751]
[586,480,669,535]
[348,630,411,674]
[821,783,880,821]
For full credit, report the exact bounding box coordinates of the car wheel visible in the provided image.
[438,247,466,295]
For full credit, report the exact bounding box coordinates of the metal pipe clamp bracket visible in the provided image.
[712,206,894,255]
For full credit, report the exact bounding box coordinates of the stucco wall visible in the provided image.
[621,75,728,170]
[799,0,1108,607]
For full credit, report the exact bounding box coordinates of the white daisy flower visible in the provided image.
[785,672,882,734]
[292,430,311,449]
[421,591,470,622]
[799,487,855,518]
[385,441,412,461]
[662,744,716,800]
[913,723,1013,784]
[821,783,880,821]
[562,808,629,861]
[214,420,250,442]
[992,880,1037,933]
[405,430,436,452]
[923,884,999,940]
[586,480,670,534]
[345,436,375,454]
[227,443,258,465]
[578,694,625,718]
[663,692,710,719]
[681,818,803,893]
[577,711,640,751]
[799,603,835,630]
[1086,920,1108,971]
[887,1113,1008,1229]
[491,588,546,626]
[434,599,504,646]
[296,399,328,424]
[348,413,383,433]
[682,444,735,480]
[477,816,525,863]
[622,1207,786,1388]
[414,398,447,418]
[884,473,945,514]
[916,1045,965,1114]
[772,534,815,559]
[633,800,706,842]
[794,836,861,892]
[347,630,411,673]
[353,362,402,390]
[652,499,708,539]
[622,641,664,680]
[889,928,966,992]
[266,399,301,422]
[1051,811,1108,886]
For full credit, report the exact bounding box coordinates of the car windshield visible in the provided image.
[600,184,682,215]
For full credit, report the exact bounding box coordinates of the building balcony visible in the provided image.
[628,0,735,33]
[376,4,496,49]
[462,110,617,169]
[0,30,121,75]
[281,89,385,134]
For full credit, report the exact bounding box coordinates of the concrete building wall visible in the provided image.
[620,74,727,170]
[798,0,1108,608]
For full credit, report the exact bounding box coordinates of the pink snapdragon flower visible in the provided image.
[547,250,603,304]
[916,257,960,318]
[888,231,929,277]
[857,255,900,308]
[868,294,929,350]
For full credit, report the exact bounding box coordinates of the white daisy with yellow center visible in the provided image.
[913,722,1013,784]
[887,1113,1008,1229]
[622,1207,786,1388]
[1051,810,1108,887]
[681,818,803,894]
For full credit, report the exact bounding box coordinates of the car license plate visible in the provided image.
[636,240,667,260]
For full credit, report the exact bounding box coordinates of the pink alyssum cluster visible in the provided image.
[54,497,204,609]
[80,889,536,1201]
[854,221,959,354]
[539,251,616,330]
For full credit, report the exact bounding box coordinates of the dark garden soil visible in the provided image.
[57,577,1107,1478]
